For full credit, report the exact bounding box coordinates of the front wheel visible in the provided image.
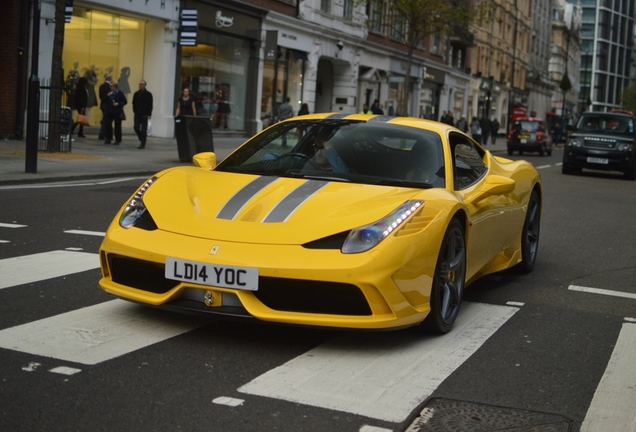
[516,190,541,274]
[422,219,466,334]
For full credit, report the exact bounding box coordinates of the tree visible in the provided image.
[370,0,479,116]
[47,0,66,152]
[621,83,636,113]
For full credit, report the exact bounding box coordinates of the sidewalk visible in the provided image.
[0,127,509,185]
[0,127,247,185]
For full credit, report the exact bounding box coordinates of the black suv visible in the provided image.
[562,112,636,180]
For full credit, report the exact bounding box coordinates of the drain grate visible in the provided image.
[405,398,573,432]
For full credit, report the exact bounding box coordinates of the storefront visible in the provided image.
[179,1,266,135]
[260,29,310,128]
[63,7,147,127]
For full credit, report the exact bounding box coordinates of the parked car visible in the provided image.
[507,117,553,156]
[562,111,636,180]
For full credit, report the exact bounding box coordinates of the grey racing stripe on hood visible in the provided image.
[216,176,278,220]
[263,180,329,223]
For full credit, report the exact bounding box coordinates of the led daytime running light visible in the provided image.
[119,176,157,229]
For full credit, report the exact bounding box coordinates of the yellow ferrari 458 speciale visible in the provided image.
[99,113,541,333]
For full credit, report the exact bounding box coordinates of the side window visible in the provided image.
[449,132,487,190]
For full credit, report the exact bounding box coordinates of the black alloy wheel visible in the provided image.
[516,190,540,274]
[422,219,466,334]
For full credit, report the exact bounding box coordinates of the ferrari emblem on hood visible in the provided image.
[210,246,220,255]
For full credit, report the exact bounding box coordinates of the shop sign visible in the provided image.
[180,9,198,46]
[215,11,234,28]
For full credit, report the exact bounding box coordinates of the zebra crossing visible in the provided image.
[0,223,635,431]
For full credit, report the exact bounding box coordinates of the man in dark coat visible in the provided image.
[98,74,113,141]
[132,80,153,149]
[370,99,384,115]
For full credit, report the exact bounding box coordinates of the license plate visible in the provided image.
[587,157,609,165]
[165,257,258,291]
[520,139,527,144]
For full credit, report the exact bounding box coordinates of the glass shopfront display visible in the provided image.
[180,33,250,131]
[261,48,306,128]
[63,8,145,126]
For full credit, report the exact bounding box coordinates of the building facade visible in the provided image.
[573,0,635,112]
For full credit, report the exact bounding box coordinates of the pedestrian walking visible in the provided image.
[70,77,89,138]
[277,97,294,146]
[456,116,468,133]
[175,88,196,117]
[470,117,482,143]
[98,73,113,141]
[104,81,127,145]
[491,118,500,144]
[132,80,153,149]
[371,99,384,115]
[480,117,491,145]
[277,97,294,122]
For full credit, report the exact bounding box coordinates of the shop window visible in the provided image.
[63,7,145,126]
[261,48,306,128]
[181,33,250,131]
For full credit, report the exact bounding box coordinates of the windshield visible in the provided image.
[515,121,540,132]
[576,114,634,134]
[216,120,446,188]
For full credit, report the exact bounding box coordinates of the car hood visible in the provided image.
[141,168,438,244]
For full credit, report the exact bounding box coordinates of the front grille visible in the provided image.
[584,137,616,149]
[254,277,372,315]
[108,255,178,294]
[107,255,372,316]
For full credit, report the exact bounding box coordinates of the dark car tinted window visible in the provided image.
[576,114,634,134]
[449,132,487,190]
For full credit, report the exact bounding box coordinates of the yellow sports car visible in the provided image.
[99,113,541,333]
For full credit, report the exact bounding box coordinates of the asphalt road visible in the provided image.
[0,147,634,432]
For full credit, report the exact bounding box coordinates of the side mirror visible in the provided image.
[470,175,516,204]
[192,152,217,171]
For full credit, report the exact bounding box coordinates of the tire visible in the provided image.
[507,146,513,156]
[516,190,540,274]
[519,150,524,156]
[547,148,552,156]
[624,167,636,180]
[422,219,466,334]
[538,145,544,156]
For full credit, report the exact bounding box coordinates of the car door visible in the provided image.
[449,133,516,279]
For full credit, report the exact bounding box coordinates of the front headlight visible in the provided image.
[341,200,423,254]
[568,138,583,148]
[119,176,157,228]
[617,142,634,152]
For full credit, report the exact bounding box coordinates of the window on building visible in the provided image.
[343,0,353,20]
[321,0,331,14]
[369,0,385,33]
[431,35,441,55]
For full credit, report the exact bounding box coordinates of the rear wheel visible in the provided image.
[516,191,540,274]
[422,219,466,334]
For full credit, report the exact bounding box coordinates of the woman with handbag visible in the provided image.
[104,81,127,145]
[71,77,89,138]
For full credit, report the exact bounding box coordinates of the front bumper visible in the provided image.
[562,147,635,172]
[98,226,440,330]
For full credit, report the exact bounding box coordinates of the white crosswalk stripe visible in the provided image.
[0,250,99,290]
[239,302,518,422]
[0,299,208,365]
[580,323,636,432]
